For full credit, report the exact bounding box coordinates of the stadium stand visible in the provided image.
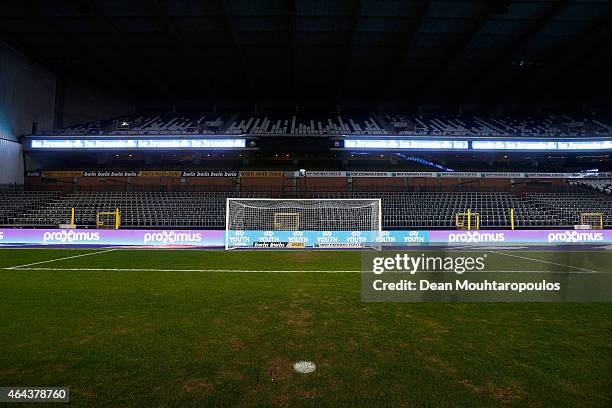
[0,191,62,225]
[570,179,612,195]
[37,111,612,138]
[387,113,612,137]
[524,193,612,226]
[8,192,266,228]
[4,190,610,229]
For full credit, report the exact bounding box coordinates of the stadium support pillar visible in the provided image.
[70,208,75,228]
[291,174,297,194]
[510,208,515,230]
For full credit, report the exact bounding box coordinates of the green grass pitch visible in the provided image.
[0,248,611,407]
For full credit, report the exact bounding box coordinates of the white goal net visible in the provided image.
[225,198,382,249]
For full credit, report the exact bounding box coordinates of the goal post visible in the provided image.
[96,208,121,229]
[579,212,603,229]
[455,209,480,230]
[274,212,300,230]
[225,198,382,249]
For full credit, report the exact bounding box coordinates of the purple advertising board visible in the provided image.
[428,229,612,245]
[0,228,610,247]
[0,229,225,247]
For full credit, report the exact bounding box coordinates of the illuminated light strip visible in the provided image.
[472,141,558,150]
[28,138,612,151]
[344,139,469,150]
[473,140,612,150]
[557,141,612,150]
[30,139,246,149]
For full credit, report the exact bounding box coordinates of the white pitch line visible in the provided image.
[5,249,117,270]
[4,267,360,273]
[1,267,603,274]
[0,246,117,250]
[490,251,598,273]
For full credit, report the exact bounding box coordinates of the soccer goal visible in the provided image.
[225,198,382,249]
[455,209,480,230]
[96,209,121,229]
[578,212,603,229]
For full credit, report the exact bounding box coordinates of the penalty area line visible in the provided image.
[1,267,603,273]
[5,249,117,270]
[489,251,598,273]
[2,267,361,273]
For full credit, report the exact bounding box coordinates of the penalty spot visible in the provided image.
[294,361,316,374]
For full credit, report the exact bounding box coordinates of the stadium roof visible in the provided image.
[2,0,611,108]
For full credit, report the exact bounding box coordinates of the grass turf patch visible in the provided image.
[0,249,610,407]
